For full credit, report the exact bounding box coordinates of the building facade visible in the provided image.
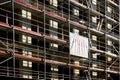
[0,0,120,80]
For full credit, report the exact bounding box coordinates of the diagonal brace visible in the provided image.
[0,57,13,65]
[107,58,118,69]
[0,1,11,6]
[112,43,119,55]
[107,43,119,69]
[106,24,119,34]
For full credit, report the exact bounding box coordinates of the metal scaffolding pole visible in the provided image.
[0,40,8,48]
[118,0,120,80]
[106,24,119,34]
[43,0,46,79]
[112,44,119,54]
[105,0,108,80]
[107,58,119,69]
[0,0,11,5]
[68,0,71,79]
[11,0,15,77]
[88,0,91,79]
[0,57,13,65]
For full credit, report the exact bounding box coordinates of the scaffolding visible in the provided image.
[0,0,119,80]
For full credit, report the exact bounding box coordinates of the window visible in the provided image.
[50,43,58,48]
[92,16,97,23]
[23,61,27,67]
[22,10,26,18]
[108,74,110,77]
[74,61,79,65]
[28,52,32,56]
[73,28,79,34]
[28,61,32,67]
[92,54,97,59]
[92,0,97,5]
[23,50,32,57]
[51,78,58,80]
[29,75,32,79]
[74,69,79,74]
[107,57,112,61]
[107,6,112,13]
[108,40,112,46]
[73,8,79,16]
[107,40,112,53]
[108,46,112,53]
[23,75,32,79]
[50,20,58,29]
[92,64,97,68]
[23,75,28,78]
[28,36,32,44]
[92,72,97,76]
[22,23,31,31]
[23,50,27,56]
[27,12,31,19]
[79,20,85,24]
[23,60,32,67]
[92,35,97,49]
[50,20,58,39]
[50,0,58,7]
[22,35,27,43]
[22,35,32,44]
[22,10,31,31]
[22,10,31,19]
[107,23,112,29]
[92,35,97,41]
[51,67,58,72]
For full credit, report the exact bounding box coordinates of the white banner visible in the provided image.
[70,33,89,58]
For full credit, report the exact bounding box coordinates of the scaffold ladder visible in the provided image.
[85,70,91,80]
[0,40,13,64]
[97,18,104,31]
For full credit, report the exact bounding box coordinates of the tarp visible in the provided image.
[70,33,89,58]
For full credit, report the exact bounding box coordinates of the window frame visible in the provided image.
[73,8,79,16]
[50,0,58,7]
[22,10,31,20]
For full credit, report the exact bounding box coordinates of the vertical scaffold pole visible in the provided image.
[11,0,15,77]
[43,0,46,79]
[68,0,71,79]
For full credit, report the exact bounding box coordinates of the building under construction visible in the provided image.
[0,0,120,80]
